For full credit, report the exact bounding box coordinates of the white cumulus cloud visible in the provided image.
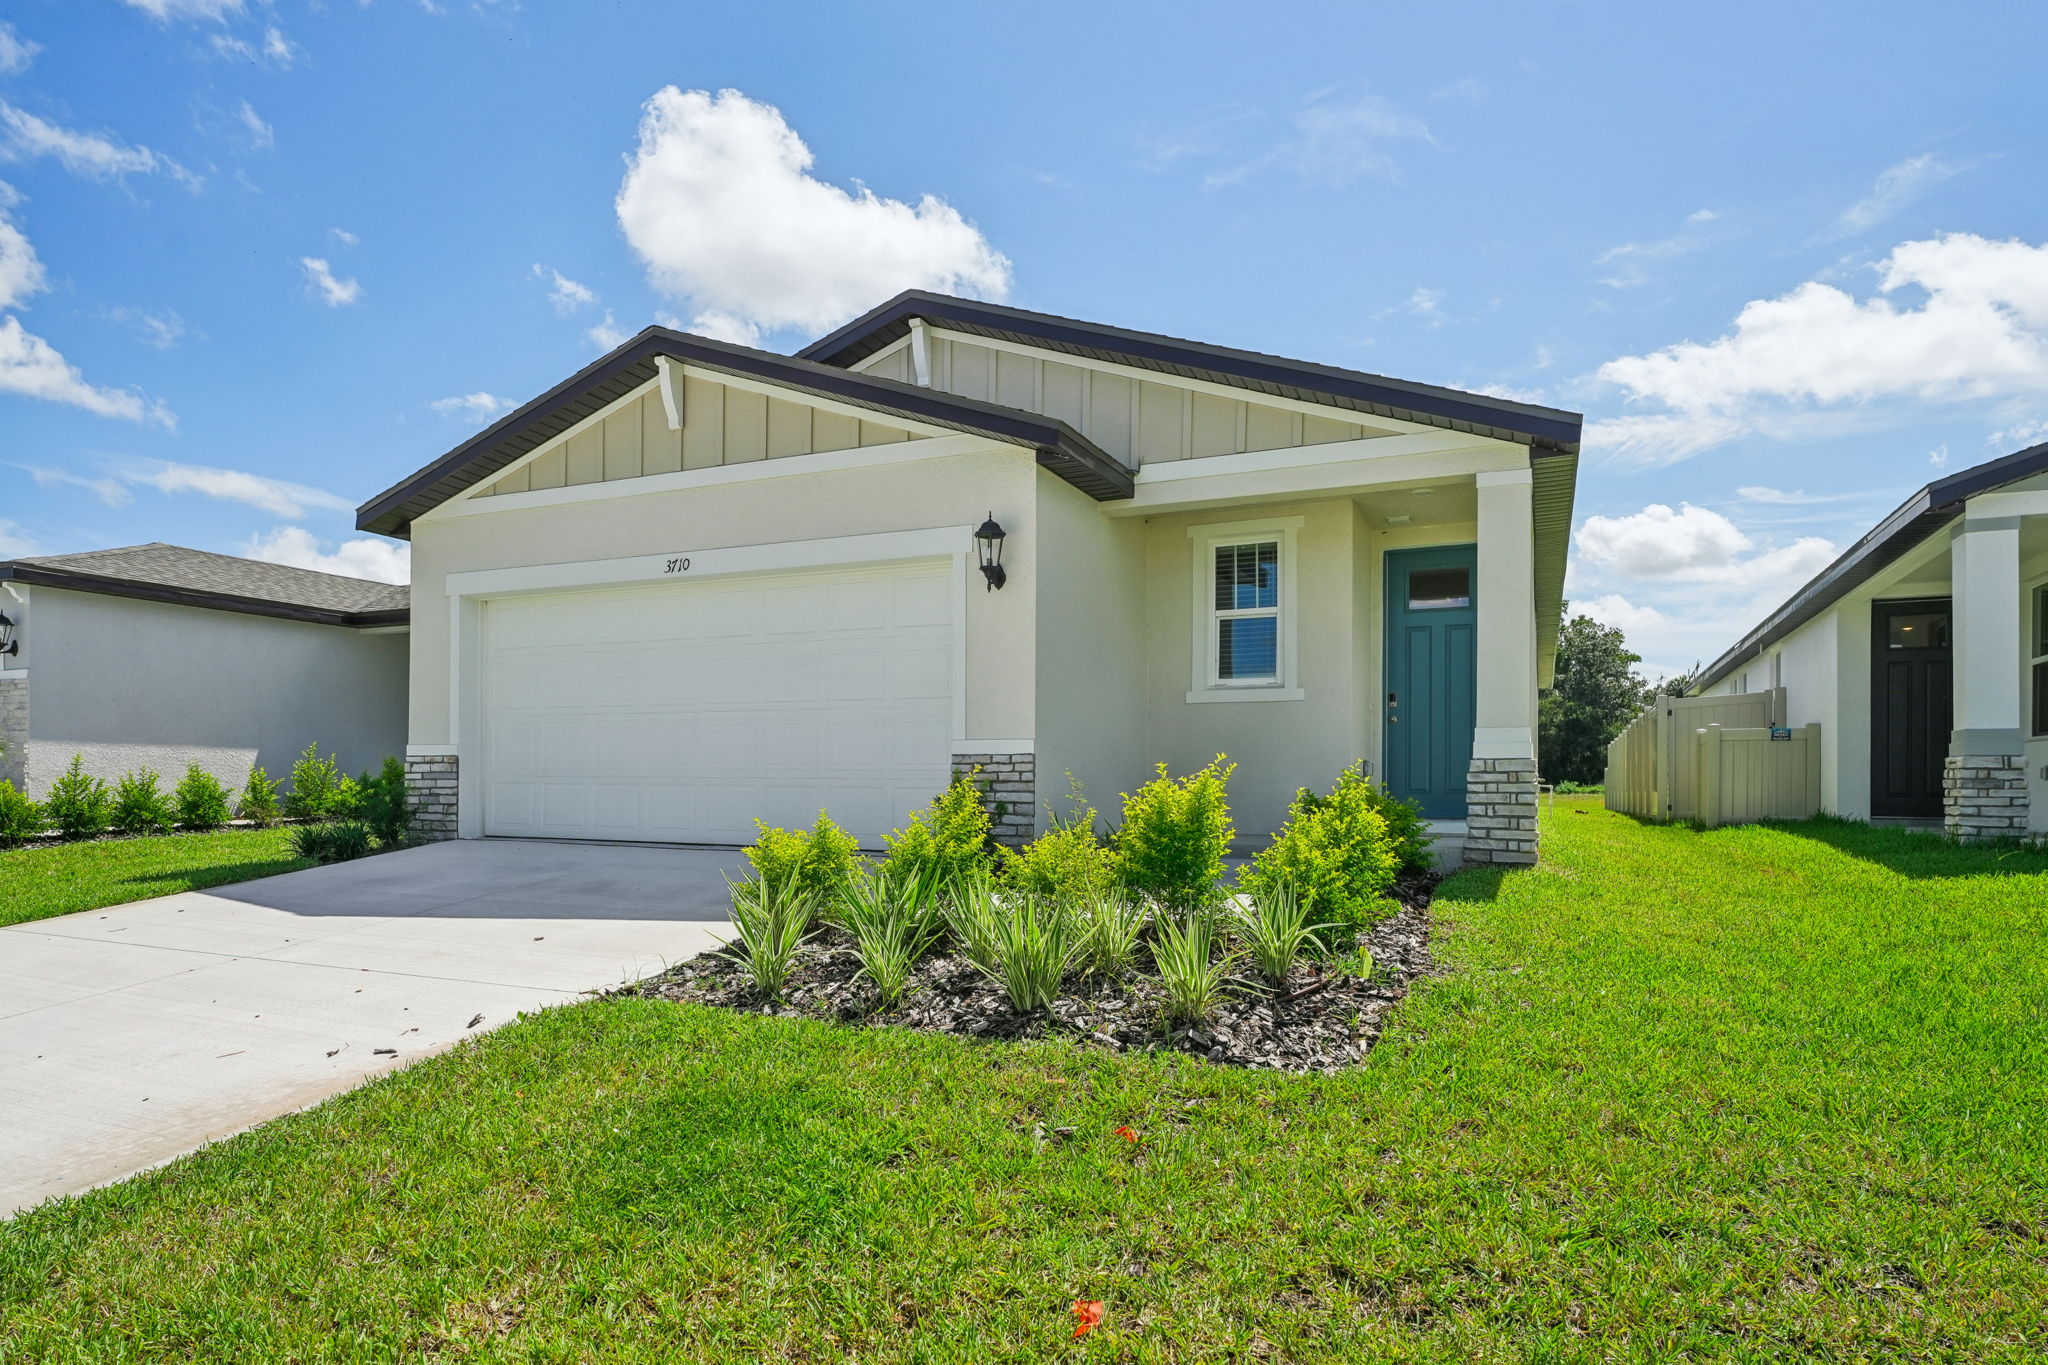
[0,22,41,76]
[430,391,515,421]
[299,256,361,307]
[0,199,45,310]
[0,101,195,186]
[245,526,410,584]
[533,264,594,313]
[586,310,628,349]
[1588,233,2048,466]
[0,316,172,423]
[1575,502,1837,587]
[116,0,248,19]
[615,87,1011,344]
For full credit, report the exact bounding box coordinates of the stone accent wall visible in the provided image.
[405,753,459,841]
[955,752,1036,847]
[1464,757,1538,865]
[0,675,25,793]
[1943,755,2030,842]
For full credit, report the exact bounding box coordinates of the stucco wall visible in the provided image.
[406,442,1042,750]
[20,586,408,799]
[1139,497,1370,844]
[1032,468,1147,834]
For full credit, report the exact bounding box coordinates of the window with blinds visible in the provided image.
[1213,540,1279,682]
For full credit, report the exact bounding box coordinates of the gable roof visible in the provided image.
[0,543,409,627]
[356,327,1133,538]
[798,291,1585,452]
[1692,439,2048,692]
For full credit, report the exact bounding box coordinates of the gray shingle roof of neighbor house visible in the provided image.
[354,327,1135,538]
[798,290,1587,452]
[0,543,410,627]
[1692,439,2048,692]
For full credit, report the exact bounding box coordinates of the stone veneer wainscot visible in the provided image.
[1942,754,2030,842]
[0,675,26,793]
[954,752,1036,847]
[405,753,459,841]
[1464,756,1538,865]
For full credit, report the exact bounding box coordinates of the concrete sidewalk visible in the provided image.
[0,838,741,1218]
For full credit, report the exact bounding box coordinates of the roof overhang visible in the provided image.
[356,328,1134,539]
[1692,439,2048,692]
[799,291,1585,453]
[0,562,409,629]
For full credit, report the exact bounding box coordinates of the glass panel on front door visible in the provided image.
[1886,612,1950,650]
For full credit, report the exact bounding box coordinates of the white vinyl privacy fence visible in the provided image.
[1603,687,1822,827]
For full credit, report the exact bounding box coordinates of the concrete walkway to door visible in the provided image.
[0,838,741,1218]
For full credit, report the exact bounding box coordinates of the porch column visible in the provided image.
[1944,512,2029,841]
[1466,466,1539,865]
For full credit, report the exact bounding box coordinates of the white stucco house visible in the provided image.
[1693,442,2048,840]
[0,544,410,799]
[357,293,1582,864]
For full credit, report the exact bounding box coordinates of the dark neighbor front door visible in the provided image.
[1871,598,1953,819]
[1384,546,1477,820]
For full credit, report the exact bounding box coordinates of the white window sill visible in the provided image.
[1185,687,1306,704]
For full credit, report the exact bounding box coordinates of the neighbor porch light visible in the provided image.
[0,611,15,657]
[973,514,1007,591]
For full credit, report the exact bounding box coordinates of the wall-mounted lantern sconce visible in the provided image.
[973,514,1007,592]
[0,612,17,657]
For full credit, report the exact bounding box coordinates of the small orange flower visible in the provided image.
[1071,1299,1105,1338]
[1113,1125,1138,1143]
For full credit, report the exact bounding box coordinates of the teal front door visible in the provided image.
[1383,546,1477,819]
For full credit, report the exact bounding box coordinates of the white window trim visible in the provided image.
[1185,516,1304,704]
[2030,579,2048,738]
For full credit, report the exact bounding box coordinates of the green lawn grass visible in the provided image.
[0,827,313,928]
[2,800,2044,1361]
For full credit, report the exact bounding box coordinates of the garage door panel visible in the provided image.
[483,561,954,845]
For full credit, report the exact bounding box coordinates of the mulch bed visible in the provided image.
[622,873,1440,1073]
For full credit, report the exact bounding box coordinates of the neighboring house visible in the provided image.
[0,544,410,800]
[1692,442,2048,840]
[357,292,1582,863]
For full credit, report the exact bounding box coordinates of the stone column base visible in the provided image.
[1943,755,2029,842]
[0,675,26,793]
[955,752,1035,847]
[405,753,459,841]
[1465,757,1538,865]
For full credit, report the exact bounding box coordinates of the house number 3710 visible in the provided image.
[664,556,692,574]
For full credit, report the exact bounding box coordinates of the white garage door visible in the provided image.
[480,560,954,845]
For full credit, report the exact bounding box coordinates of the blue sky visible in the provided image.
[3,1,2045,674]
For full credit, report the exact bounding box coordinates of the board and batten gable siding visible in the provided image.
[471,380,926,498]
[864,336,1386,467]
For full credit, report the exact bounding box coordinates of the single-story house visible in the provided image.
[0,544,410,800]
[1692,441,2048,839]
[357,292,1583,863]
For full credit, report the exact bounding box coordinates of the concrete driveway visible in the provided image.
[0,838,741,1218]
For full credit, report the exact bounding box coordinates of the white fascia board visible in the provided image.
[444,525,972,599]
[847,334,913,373]
[419,433,1011,524]
[924,324,1458,437]
[1109,439,1524,517]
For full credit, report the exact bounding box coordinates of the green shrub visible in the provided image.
[881,770,993,883]
[355,757,413,846]
[1241,763,1402,935]
[44,755,113,840]
[1151,913,1237,1025]
[1276,765,1434,876]
[1000,774,1115,900]
[238,764,281,827]
[110,769,177,836]
[745,811,864,905]
[284,743,350,821]
[723,873,815,1000]
[1113,757,1236,911]
[290,820,373,865]
[976,897,1079,1014]
[173,765,235,831]
[0,780,44,846]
